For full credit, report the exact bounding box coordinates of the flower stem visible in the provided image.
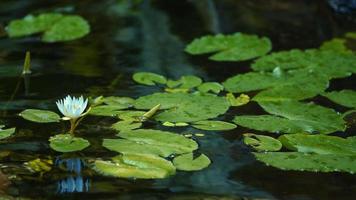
[69,119,77,135]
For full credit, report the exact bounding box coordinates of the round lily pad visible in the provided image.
[49,134,90,152]
[133,72,167,86]
[19,109,61,123]
[173,153,211,171]
[243,133,282,152]
[192,120,237,131]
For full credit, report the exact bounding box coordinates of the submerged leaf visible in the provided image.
[192,120,237,131]
[254,152,356,173]
[173,153,211,171]
[132,72,167,86]
[243,133,282,152]
[134,93,229,122]
[49,134,90,152]
[322,90,356,108]
[19,109,60,123]
[185,33,271,61]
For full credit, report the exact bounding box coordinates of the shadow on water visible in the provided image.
[0,0,355,199]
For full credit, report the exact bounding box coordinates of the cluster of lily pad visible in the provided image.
[9,30,356,178]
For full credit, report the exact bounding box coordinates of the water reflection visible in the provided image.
[55,157,90,194]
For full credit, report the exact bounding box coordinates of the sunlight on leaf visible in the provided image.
[19,109,61,123]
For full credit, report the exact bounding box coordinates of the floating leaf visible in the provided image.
[49,134,90,152]
[322,90,356,108]
[93,153,175,179]
[6,13,63,37]
[197,82,224,94]
[162,122,189,127]
[19,109,60,123]
[173,153,211,171]
[252,49,356,79]
[0,126,15,140]
[254,152,356,173]
[118,111,146,121]
[192,120,236,131]
[101,96,134,108]
[167,75,202,89]
[132,72,167,86]
[6,13,90,42]
[226,93,250,106]
[42,15,90,42]
[185,33,271,61]
[243,133,282,152]
[320,38,352,54]
[134,93,229,122]
[111,120,142,132]
[222,72,284,93]
[89,105,124,117]
[103,129,198,157]
[234,101,345,134]
[278,134,356,155]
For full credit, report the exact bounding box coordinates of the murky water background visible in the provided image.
[0,0,356,199]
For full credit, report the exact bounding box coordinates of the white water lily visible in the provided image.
[56,95,88,119]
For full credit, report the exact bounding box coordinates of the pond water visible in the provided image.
[0,0,356,199]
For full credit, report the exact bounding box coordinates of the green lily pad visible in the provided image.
[243,133,282,152]
[103,129,198,157]
[162,122,189,127]
[134,93,229,122]
[197,82,224,94]
[89,105,125,117]
[19,109,61,123]
[117,111,146,121]
[6,13,90,42]
[192,120,237,131]
[223,68,329,96]
[167,75,202,89]
[320,38,352,54]
[6,13,63,37]
[222,71,285,93]
[93,153,175,179]
[173,153,211,171]
[0,126,15,140]
[42,15,90,42]
[278,134,356,155]
[111,120,142,132]
[185,33,272,61]
[226,93,250,106]
[102,96,134,107]
[252,49,356,79]
[234,101,345,134]
[322,90,356,108]
[254,152,356,173]
[49,134,90,152]
[132,72,167,86]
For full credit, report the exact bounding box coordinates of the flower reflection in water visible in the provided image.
[55,157,90,194]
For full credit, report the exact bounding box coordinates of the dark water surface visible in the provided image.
[0,0,356,199]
